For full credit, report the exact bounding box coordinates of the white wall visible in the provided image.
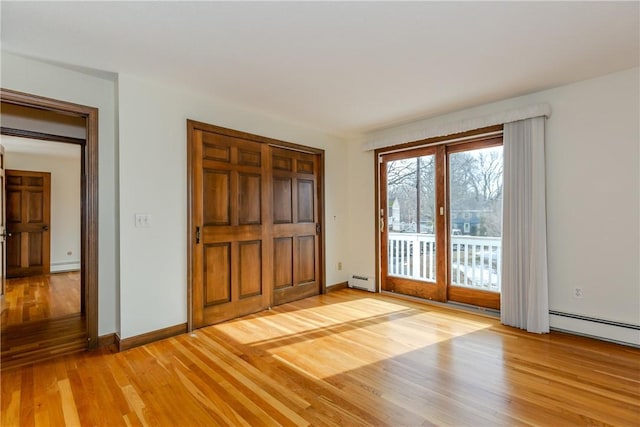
[346,137,376,279]
[1,51,119,336]
[350,67,640,344]
[117,74,349,338]
[4,143,81,272]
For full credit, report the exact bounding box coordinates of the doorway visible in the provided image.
[187,120,325,330]
[0,89,98,368]
[378,131,503,310]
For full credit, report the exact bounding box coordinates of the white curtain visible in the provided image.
[501,116,549,333]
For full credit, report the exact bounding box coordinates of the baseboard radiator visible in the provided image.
[549,310,640,347]
[549,311,640,330]
[51,261,81,273]
[348,275,376,292]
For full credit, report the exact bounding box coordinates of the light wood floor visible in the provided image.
[1,271,81,325]
[1,272,85,370]
[2,289,639,426]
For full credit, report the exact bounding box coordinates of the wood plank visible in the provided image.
[1,272,86,369]
[2,272,81,325]
[2,289,639,426]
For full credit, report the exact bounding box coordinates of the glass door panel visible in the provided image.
[448,143,503,309]
[386,155,436,282]
[380,147,444,301]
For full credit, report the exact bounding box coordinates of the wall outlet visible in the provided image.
[337,262,342,271]
[573,287,583,299]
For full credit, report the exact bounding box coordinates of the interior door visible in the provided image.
[271,147,321,306]
[191,129,270,328]
[6,169,51,278]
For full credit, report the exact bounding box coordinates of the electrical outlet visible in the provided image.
[337,262,342,271]
[573,287,583,299]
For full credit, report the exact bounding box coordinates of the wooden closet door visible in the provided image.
[6,170,51,278]
[192,130,271,328]
[271,147,320,305]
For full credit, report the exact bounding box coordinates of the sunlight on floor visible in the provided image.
[213,297,494,378]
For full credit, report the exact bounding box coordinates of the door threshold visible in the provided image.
[380,290,500,319]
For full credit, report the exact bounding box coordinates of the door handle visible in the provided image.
[42,225,49,231]
[196,226,201,244]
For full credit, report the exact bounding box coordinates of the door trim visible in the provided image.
[0,88,99,349]
[375,126,503,309]
[186,119,325,332]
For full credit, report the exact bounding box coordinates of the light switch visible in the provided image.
[135,213,151,228]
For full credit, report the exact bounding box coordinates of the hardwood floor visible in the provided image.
[1,272,81,325]
[1,272,85,370]
[2,289,639,426]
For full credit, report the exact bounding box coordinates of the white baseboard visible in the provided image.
[50,261,81,273]
[550,312,640,347]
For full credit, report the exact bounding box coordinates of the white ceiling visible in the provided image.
[2,1,638,138]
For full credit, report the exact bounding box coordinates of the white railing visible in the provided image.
[388,233,501,292]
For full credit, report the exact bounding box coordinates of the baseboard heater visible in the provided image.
[549,310,640,330]
[348,275,376,292]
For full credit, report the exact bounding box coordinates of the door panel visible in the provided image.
[203,170,230,225]
[273,237,293,289]
[380,148,445,301]
[6,191,20,222]
[239,241,262,298]
[447,142,503,309]
[271,147,320,306]
[298,236,316,283]
[189,121,324,329]
[192,131,270,328]
[273,178,292,223]
[204,243,231,305]
[6,170,50,278]
[238,174,261,224]
[297,180,314,222]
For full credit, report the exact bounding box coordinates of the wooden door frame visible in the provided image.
[374,125,503,306]
[0,88,99,349]
[186,120,325,332]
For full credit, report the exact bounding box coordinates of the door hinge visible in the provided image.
[196,226,201,244]
[316,223,321,234]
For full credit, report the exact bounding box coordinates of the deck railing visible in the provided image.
[387,233,501,292]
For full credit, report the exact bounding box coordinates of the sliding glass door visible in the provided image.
[379,136,503,309]
[380,146,445,300]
